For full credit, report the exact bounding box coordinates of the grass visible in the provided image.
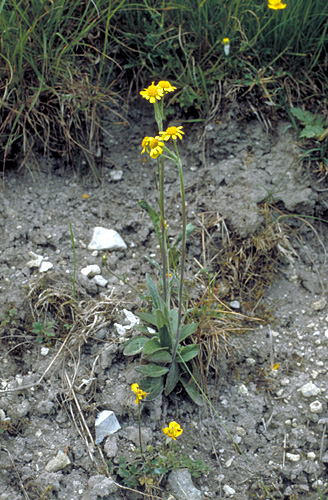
[1,0,327,170]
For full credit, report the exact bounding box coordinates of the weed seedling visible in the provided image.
[32,320,56,344]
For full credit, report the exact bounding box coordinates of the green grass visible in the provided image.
[1,0,327,168]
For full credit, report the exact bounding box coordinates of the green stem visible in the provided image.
[171,141,186,363]
[159,156,167,304]
[138,402,143,454]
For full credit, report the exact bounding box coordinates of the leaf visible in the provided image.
[137,311,158,327]
[180,376,204,406]
[123,336,148,356]
[290,107,315,125]
[177,344,199,363]
[139,376,164,399]
[169,309,179,338]
[300,124,325,139]
[179,322,198,341]
[146,274,162,310]
[143,350,172,363]
[165,361,180,395]
[158,324,172,349]
[136,363,169,377]
[155,309,168,330]
[143,338,166,355]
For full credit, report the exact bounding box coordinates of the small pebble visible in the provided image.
[286,453,300,462]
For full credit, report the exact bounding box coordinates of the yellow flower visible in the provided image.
[131,383,149,404]
[222,38,230,45]
[268,0,286,9]
[141,136,150,154]
[140,82,164,103]
[148,136,164,158]
[163,421,183,440]
[160,126,184,141]
[157,80,177,93]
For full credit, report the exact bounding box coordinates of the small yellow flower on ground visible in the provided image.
[268,0,286,9]
[157,81,177,93]
[148,136,164,158]
[163,421,183,440]
[222,38,230,46]
[140,82,164,103]
[131,383,149,404]
[160,126,184,141]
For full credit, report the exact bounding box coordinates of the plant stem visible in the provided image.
[138,402,143,454]
[171,142,186,363]
[68,219,76,301]
[159,155,167,304]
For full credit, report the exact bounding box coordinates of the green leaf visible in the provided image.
[139,376,164,399]
[143,350,172,363]
[300,124,325,139]
[165,361,180,395]
[146,274,162,309]
[177,344,199,363]
[180,322,198,341]
[290,107,315,125]
[137,311,158,327]
[158,324,172,349]
[143,338,166,355]
[123,336,148,355]
[180,376,203,406]
[169,309,179,338]
[155,309,168,330]
[136,363,169,377]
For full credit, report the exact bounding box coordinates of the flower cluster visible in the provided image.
[268,0,286,9]
[141,126,184,158]
[131,383,149,404]
[162,421,183,440]
[140,80,177,103]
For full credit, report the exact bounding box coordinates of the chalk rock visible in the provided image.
[39,261,53,273]
[311,298,327,311]
[95,410,121,445]
[45,450,71,472]
[223,484,236,496]
[92,275,108,287]
[81,264,101,278]
[168,469,203,500]
[310,400,323,413]
[300,382,320,397]
[88,227,127,251]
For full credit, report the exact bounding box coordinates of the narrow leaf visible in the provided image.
[123,336,148,356]
[180,376,203,406]
[165,361,180,395]
[180,322,198,341]
[139,377,163,399]
[143,338,165,355]
[158,324,172,349]
[177,344,199,363]
[136,363,169,377]
[143,350,172,363]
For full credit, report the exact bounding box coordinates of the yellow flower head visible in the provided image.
[148,136,164,158]
[268,0,286,9]
[163,421,183,440]
[160,126,184,141]
[141,136,150,154]
[140,82,164,103]
[131,383,149,404]
[222,38,230,45]
[157,81,177,93]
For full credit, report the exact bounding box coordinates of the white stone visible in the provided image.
[110,170,123,181]
[286,453,300,462]
[39,261,53,272]
[45,450,71,472]
[92,275,108,287]
[236,426,246,436]
[311,298,327,311]
[40,347,49,356]
[281,378,290,386]
[81,265,101,278]
[229,300,240,309]
[307,452,316,460]
[27,251,43,268]
[238,384,249,396]
[300,382,320,397]
[95,410,121,445]
[310,400,323,414]
[88,227,127,251]
[223,485,236,496]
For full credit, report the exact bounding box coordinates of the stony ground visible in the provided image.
[1,104,328,500]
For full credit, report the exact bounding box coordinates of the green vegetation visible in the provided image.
[1,0,327,168]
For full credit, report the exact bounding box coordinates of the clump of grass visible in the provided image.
[0,0,125,172]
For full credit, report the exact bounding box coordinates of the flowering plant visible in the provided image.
[123,81,202,405]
